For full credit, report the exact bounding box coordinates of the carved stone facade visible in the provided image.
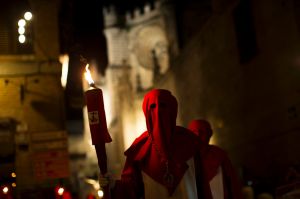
[103,0,178,91]
[99,0,179,177]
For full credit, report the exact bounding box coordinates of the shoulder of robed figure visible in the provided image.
[208,145,228,160]
[176,126,198,137]
[124,131,149,156]
[132,131,149,145]
[174,126,200,148]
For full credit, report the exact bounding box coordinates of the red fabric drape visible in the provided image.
[188,119,243,199]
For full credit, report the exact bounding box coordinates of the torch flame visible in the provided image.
[84,64,95,86]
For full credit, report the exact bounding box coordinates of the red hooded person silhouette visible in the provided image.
[115,89,210,199]
[188,119,243,199]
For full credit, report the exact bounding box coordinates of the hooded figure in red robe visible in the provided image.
[188,119,243,199]
[115,89,210,199]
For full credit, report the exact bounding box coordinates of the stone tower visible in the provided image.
[102,0,179,177]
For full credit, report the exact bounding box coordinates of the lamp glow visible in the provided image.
[18,19,26,27]
[2,186,8,194]
[24,12,32,21]
[59,54,69,88]
[11,172,16,178]
[18,26,25,34]
[97,189,104,198]
[18,35,26,43]
[58,187,64,196]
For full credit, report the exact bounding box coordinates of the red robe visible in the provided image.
[188,119,243,199]
[114,89,211,199]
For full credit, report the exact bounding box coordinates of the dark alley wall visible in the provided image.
[157,0,300,189]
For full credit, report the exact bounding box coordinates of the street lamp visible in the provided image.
[18,26,25,34]
[11,172,16,178]
[18,19,26,27]
[17,11,33,44]
[18,35,26,44]
[24,12,32,21]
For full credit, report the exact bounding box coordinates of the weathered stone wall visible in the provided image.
[157,0,300,184]
[0,69,64,131]
[29,0,60,59]
[236,0,300,180]
[173,12,243,152]
[102,0,300,187]
[0,0,64,192]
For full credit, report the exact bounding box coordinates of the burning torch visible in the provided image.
[84,63,112,199]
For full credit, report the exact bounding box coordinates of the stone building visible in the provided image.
[0,0,68,198]
[87,0,181,178]
[93,0,300,194]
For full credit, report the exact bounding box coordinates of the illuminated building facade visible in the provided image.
[0,0,68,198]
[96,0,300,195]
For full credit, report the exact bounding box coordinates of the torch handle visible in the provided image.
[95,144,108,174]
[102,184,111,199]
[95,144,111,199]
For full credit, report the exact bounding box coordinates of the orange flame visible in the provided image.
[84,64,94,85]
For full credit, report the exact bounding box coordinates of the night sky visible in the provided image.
[59,0,107,70]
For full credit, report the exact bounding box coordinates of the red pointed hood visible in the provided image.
[188,119,212,146]
[124,89,199,195]
[142,89,177,160]
[188,120,243,199]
